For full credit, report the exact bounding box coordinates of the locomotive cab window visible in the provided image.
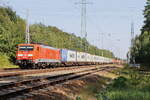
[19,46,34,51]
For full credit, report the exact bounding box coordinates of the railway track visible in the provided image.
[0,68,20,72]
[0,65,97,78]
[0,66,117,99]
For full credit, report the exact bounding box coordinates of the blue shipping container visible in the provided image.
[60,49,68,62]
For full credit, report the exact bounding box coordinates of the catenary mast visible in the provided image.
[25,10,30,44]
[77,0,91,52]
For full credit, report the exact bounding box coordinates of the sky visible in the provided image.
[1,0,146,59]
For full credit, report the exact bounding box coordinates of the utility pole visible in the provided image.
[101,32,104,57]
[131,21,135,64]
[25,10,30,44]
[101,32,104,64]
[128,6,135,64]
[81,0,87,52]
[131,21,134,46]
[76,0,91,52]
[81,0,87,38]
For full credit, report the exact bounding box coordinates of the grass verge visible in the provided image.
[98,66,150,100]
[0,53,18,68]
[76,65,150,100]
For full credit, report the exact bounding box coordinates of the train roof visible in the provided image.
[18,43,59,50]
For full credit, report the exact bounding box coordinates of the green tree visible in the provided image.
[130,0,150,66]
[0,6,26,60]
[0,6,114,64]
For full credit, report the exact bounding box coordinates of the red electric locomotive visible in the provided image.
[16,44,61,69]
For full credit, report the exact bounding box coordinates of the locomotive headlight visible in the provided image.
[18,54,23,56]
[28,54,33,56]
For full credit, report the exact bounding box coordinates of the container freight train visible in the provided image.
[16,43,114,69]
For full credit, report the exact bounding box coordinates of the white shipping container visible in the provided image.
[90,55,94,62]
[67,50,77,62]
[87,54,92,62]
[77,52,82,62]
[84,53,89,62]
[101,57,106,63]
[92,55,95,62]
[93,55,97,62]
[89,55,93,62]
[77,52,87,62]
[98,56,103,63]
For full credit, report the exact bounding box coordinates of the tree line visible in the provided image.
[130,0,150,66]
[0,6,114,63]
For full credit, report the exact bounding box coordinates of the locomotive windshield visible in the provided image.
[19,46,34,51]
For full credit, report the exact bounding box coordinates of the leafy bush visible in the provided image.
[98,67,150,100]
[0,53,18,68]
[111,76,127,89]
[76,96,82,100]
